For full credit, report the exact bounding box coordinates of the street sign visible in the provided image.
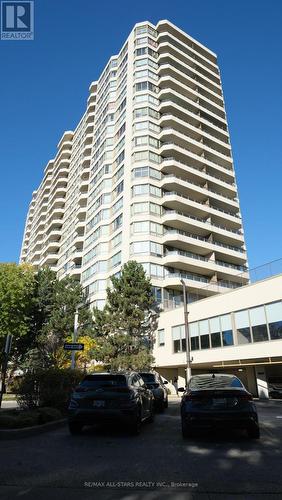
[64,342,84,351]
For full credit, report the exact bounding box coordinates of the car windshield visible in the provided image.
[189,375,243,390]
[140,373,157,383]
[80,375,127,388]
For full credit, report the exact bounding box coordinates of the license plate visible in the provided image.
[93,400,105,408]
[212,398,227,406]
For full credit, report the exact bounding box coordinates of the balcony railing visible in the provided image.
[162,156,235,187]
[164,248,209,262]
[163,191,240,219]
[163,209,242,235]
[161,141,233,173]
[164,227,245,254]
[160,98,227,132]
[161,126,231,159]
[162,173,237,202]
[164,270,209,283]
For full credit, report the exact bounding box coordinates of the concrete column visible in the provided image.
[246,366,258,396]
[255,366,269,399]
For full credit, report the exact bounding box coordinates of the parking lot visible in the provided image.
[1,397,282,500]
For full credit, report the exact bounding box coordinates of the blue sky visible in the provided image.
[0,0,281,271]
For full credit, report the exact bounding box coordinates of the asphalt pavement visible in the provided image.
[1,396,282,500]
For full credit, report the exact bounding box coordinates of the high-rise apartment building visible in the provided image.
[20,20,249,310]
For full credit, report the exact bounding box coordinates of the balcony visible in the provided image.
[162,192,241,229]
[161,127,232,167]
[161,175,239,212]
[161,157,236,196]
[162,210,244,246]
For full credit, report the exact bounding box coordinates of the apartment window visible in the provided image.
[199,319,210,349]
[132,184,149,196]
[131,202,149,215]
[152,286,162,303]
[135,81,149,92]
[133,151,148,162]
[189,322,199,351]
[150,221,162,235]
[149,151,160,163]
[149,168,161,180]
[111,231,122,248]
[210,317,222,348]
[112,197,123,214]
[135,58,148,67]
[134,121,148,131]
[131,241,150,255]
[132,221,150,233]
[172,325,186,353]
[150,264,163,277]
[135,69,149,79]
[115,180,124,195]
[134,107,148,118]
[134,135,148,146]
[220,314,234,346]
[158,329,165,347]
[234,310,252,344]
[113,214,123,231]
[266,301,282,340]
[135,36,147,45]
[111,251,121,268]
[132,166,149,178]
[249,306,269,342]
[135,47,147,56]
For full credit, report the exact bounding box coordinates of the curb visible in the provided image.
[0,418,67,440]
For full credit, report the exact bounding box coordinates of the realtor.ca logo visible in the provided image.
[1,1,34,40]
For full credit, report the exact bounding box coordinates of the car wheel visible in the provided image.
[181,421,191,439]
[68,422,83,435]
[164,398,168,409]
[129,410,142,435]
[247,424,260,439]
[158,401,165,413]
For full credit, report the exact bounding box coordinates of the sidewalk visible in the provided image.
[0,400,18,410]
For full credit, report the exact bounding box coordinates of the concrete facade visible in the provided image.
[20,20,248,311]
[154,274,282,398]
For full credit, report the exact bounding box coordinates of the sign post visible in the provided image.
[64,342,84,351]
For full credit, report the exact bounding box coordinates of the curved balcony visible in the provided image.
[161,175,239,212]
[162,210,244,246]
[161,157,236,196]
[162,192,241,229]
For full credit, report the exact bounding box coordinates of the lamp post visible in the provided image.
[180,279,192,385]
[71,307,79,370]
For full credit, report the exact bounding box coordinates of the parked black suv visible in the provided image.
[179,373,260,439]
[68,372,154,435]
[139,372,169,411]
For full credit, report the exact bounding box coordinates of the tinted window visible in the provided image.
[189,375,243,390]
[80,375,127,388]
[140,373,156,383]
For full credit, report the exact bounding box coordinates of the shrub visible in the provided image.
[14,368,84,411]
[38,407,62,424]
[0,411,39,429]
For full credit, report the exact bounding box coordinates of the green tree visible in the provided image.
[92,260,159,370]
[6,267,93,369]
[0,263,35,353]
[30,268,93,369]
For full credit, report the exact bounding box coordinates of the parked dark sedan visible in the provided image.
[68,372,154,435]
[139,371,169,411]
[179,373,260,439]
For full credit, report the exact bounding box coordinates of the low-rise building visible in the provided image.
[154,272,282,398]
